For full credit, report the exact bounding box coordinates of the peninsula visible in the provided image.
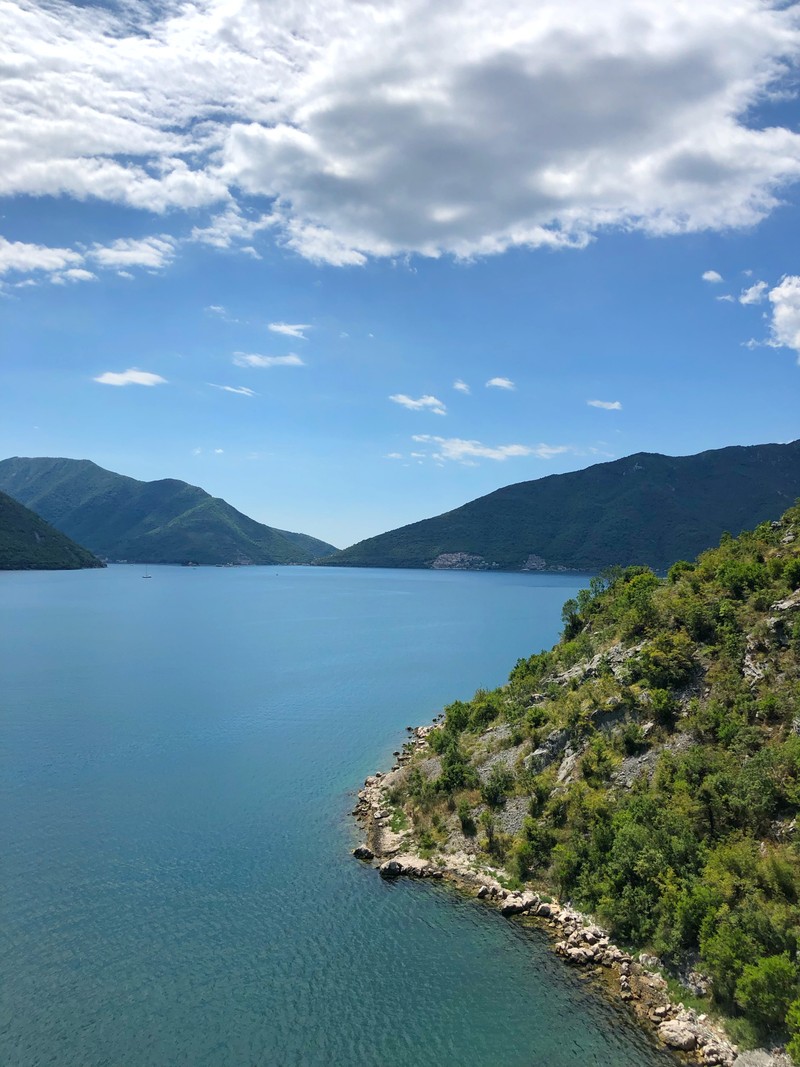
[354,502,800,1064]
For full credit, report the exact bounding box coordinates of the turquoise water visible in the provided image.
[0,565,676,1067]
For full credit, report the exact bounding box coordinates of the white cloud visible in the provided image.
[587,399,622,410]
[739,280,769,305]
[716,294,735,302]
[232,352,305,368]
[389,393,447,415]
[385,452,404,459]
[269,322,312,340]
[209,384,257,396]
[412,434,569,463]
[486,377,516,390]
[190,206,274,251]
[766,276,800,360]
[0,236,82,276]
[93,368,167,387]
[453,379,471,394]
[90,235,176,271]
[214,448,224,454]
[702,270,723,283]
[52,268,97,284]
[2,1,800,266]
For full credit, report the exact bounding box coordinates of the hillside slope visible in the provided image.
[326,440,800,573]
[377,503,800,1050]
[0,457,338,565]
[0,490,104,570]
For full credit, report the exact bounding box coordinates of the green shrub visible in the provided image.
[457,797,476,836]
[735,954,798,1033]
[481,765,514,808]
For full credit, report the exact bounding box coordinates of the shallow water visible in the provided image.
[0,565,676,1066]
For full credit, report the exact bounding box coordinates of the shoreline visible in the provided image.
[351,727,788,1067]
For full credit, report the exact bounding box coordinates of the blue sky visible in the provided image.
[2,0,800,548]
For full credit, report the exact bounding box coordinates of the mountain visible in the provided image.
[326,440,800,573]
[0,457,338,565]
[0,490,104,570]
[367,504,800,1049]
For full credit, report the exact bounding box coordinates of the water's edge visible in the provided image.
[349,727,742,1067]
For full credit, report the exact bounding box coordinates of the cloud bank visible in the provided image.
[2,0,800,268]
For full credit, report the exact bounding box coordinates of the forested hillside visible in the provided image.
[0,457,338,565]
[384,503,800,1051]
[325,441,800,572]
[0,490,104,570]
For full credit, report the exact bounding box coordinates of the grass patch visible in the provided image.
[389,808,409,833]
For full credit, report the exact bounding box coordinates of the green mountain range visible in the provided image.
[0,490,104,570]
[326,440,800,573]
[0,457,338,565]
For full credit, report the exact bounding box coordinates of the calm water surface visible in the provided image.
[0,565,676,1067]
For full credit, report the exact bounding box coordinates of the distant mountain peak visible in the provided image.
[0,457,338,566]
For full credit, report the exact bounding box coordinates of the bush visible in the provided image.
[481,764,514,808]
[786,558,800,591]
[457,797,476,836]
[735,954,798,1033]
[786,998,800,1062]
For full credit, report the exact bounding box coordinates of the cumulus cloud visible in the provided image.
[486,377,516,390]
[209,384,257,396]
[269,322,312,340]
[93,368,167,387]
[412,434,569,463]
[702,270,724,283]
[389,394,447,415]
[3,0,800,266]
[232,352,304,368]
[0,236,82,276]
[453,379,471,393]
[51,268,98,285]
[766,276,800,360]
[588,399,622,410]
[739,280,769,305]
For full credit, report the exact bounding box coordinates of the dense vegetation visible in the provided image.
[0,490,104,570]
[391,504,800,1051]
[325,440,800,572]
[0,457,338,565]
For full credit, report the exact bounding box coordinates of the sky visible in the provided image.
[2,0,800,549]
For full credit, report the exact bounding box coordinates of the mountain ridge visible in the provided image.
[0,457,338,565]
[325,440,800,573]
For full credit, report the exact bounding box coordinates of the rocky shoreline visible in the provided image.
[351,727,790,1067]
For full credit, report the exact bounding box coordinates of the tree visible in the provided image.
[735,954,798,1033]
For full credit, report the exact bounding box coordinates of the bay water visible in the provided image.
[0,565,676,1067]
